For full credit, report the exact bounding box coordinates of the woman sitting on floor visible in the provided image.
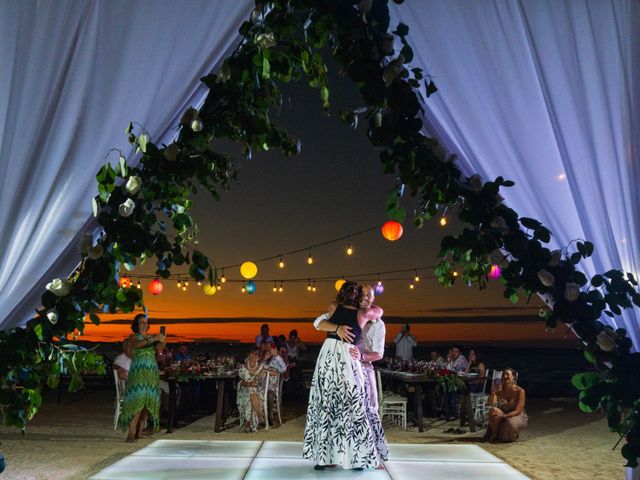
[237,346,266,432]
[484,368,528,442]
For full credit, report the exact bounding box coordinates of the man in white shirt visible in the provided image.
[113,339,132,380]
[393,324,417,362]
[444,346,468,372]
[357,285,386,411]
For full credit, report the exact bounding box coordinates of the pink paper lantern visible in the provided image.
[488,264,502,280]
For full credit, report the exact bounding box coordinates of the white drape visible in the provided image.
[0,0,253,331]
[391,0,640,348]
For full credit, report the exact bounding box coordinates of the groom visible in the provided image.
[356,284,386,411]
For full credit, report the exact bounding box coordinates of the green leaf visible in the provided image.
[584,350,596,365]
[118,155,127,177]
[262,56,270,78]
[571,372,599,390]
[137,134,148,153]
[125,122,133,134]
[584,241,594,257]
[519,217,542,230]
[425,80,437,97]
[394,23,409,37]
[92,197,99,217]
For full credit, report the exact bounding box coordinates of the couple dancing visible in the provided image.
[303,281,389,470]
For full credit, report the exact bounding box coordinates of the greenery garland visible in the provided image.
[1,0,638,467]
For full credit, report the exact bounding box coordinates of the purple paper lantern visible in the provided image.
[488,264,502,280]
[374,282,385,295]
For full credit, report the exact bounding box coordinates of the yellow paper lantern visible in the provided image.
[334,279,346,292]
[240,261,258,279]
[204,283,217,296]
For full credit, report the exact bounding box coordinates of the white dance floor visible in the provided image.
[90,440,529,479]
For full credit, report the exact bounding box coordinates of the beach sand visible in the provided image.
[0,390,624,480]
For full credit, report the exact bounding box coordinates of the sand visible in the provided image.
[0,390,626,479]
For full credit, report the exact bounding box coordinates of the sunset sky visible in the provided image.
[81,58,572,346]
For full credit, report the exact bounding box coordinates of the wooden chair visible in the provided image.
[263,370,282,430]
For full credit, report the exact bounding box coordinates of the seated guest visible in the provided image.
[276,334,287,349]
[263,342,287,426]
[427,350,445,368]
[113,338,132,381]
[255,323,274,347]
[237,346,265,432]
[279,345,294,382]
[484,368,527,442]
[465,349,487,392]
[444,346,468,372]
[174,345,191,362]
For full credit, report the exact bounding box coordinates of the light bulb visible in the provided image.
[439,216,447,226]
[312,284,317,292]
[221,273,226,283]
[453,271,459,277]
[242,286,246,293]
[197,281,202,286]
[184,281,189,287]
[414,274,420,282]
[273,285,277,292]
[136,280,141,290]
[278,257,285,269]
[307,281,312,291]
[182,286,187,292]
[307,254,314,265]
[346,244,353,256]
[409,282,415,290]
[177,281,182,288]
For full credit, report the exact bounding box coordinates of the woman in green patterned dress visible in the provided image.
[118,313,166,442]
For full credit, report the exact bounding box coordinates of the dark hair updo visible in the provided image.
[336,281,360,308]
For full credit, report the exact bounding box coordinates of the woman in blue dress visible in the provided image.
[302,281,388,470]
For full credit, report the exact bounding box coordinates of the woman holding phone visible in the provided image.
[484,368,528,442]
[118,313,166,442]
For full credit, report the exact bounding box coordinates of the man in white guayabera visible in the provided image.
[356,284,386,411]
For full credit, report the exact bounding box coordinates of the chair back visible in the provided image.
[375,369,383,405]
[113,369,126,401]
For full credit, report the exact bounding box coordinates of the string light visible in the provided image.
[279,281,284,293]
[216,281,222,290]
[346,239,353,256]
[177,280,182,288]
[184,281,189,287]
[221,271,226,283]
[241,285,246,293]
[307,280,312,291]
[453,271,459,277]
[278,256,285,269]
[197,281,202,286]
[273,282,278,293]
[182,285,187,292]
[409,280,415,290]
[136,280,141,290]
[312,281,317,292]
[439,216,447,227]
[414,270,420,282]
[307,251,314,265]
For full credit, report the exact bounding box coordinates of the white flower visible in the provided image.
[256,32,277,49]
[537,269,555,287]
[548,250,562,267]
[78,233,93,256]
[382,54,405,86]
[46,278,70,297]
[46,309,58,325]
[467,174,483,192]
[490,216,509,234]
[164,143,179,161]
[596,330,617,352]
[191,119,203,132]
[118,198,135,217]
[87,245,104,260]
[180,107,198,126]
[125,176,142,195]
[564,282,581,302]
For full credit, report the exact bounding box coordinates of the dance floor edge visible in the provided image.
[90,440,530,479]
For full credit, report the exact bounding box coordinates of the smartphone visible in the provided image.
[160,326,166,335]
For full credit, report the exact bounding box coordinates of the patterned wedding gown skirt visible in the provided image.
[303,338,389,469]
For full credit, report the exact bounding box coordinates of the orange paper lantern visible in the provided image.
[334,279,346,292]
[381,221,403,241]
[118,275,132,288]
[149,278,164,295]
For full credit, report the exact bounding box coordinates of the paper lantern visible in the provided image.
[119,276,132,288]
[245,281,257,295]
[488,264,502,280]
[240,261,258,279]
[203,283,217,296]
[381,221,403,241]
[374,282,384,296]
[334,279,346,292]
[149,278,164,295]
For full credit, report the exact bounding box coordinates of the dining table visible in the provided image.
[377,368,485,433]
[161,372,238,433]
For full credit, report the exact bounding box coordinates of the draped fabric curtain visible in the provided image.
[0,0,253,331]
[390,0,640,348]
